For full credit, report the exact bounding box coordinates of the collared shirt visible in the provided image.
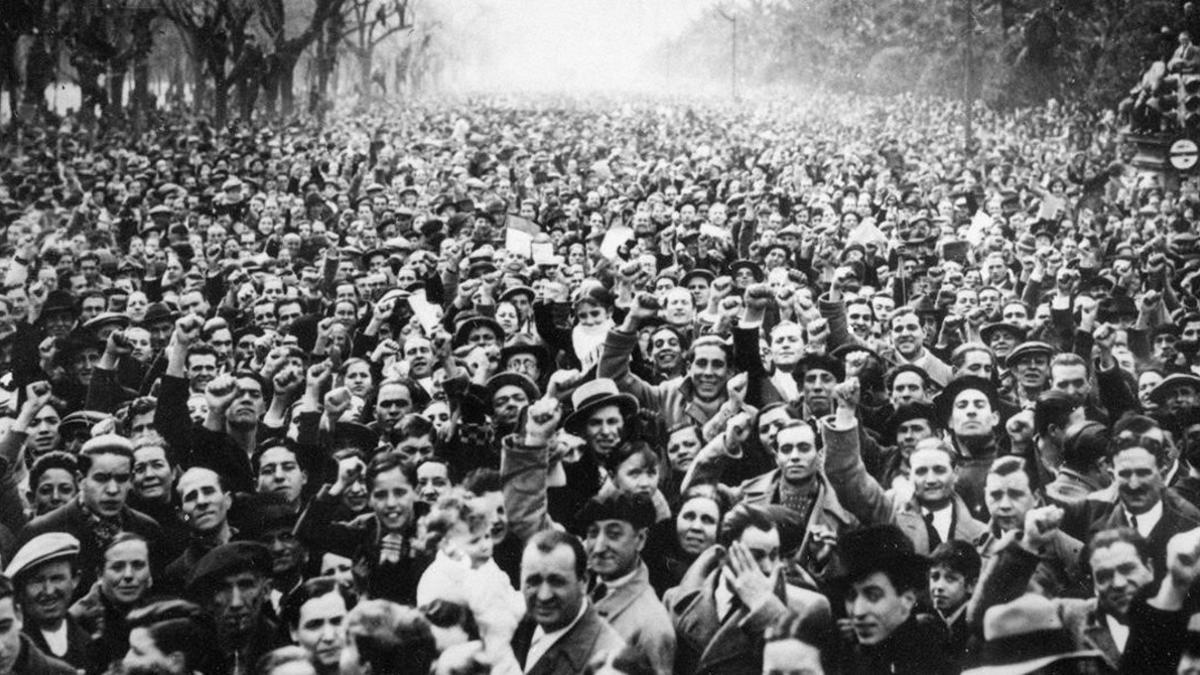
[526,600,588,673]
[1105,614,1130,653]
[41,623,68,657]
[923,503,953,544]
[599,564,640,594]
[714,572,736,624]
[770,370,800,401]
[1125,499,1163,539]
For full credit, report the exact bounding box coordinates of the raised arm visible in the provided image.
[821,377,897,526]
[598,293,662,406]
[500,397,563,544]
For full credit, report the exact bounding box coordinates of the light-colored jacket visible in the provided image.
[595,562,676,675]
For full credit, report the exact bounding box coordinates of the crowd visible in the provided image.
[0,83,1196,675]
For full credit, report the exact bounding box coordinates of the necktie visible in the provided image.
[924,511,943,548]
[1129,514,1139,532]
[592,583,608,602]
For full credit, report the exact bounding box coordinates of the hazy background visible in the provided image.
[444,0,714,93]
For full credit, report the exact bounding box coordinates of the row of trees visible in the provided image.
[654,0,1180,110]
[0,0,448,129]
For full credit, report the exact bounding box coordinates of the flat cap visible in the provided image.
[5,533,80,580]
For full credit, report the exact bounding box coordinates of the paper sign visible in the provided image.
[532,241,555,264]
[408,289,441,335]
[600,224,634,259]
[700,223,727,240]
[505,226,533,258]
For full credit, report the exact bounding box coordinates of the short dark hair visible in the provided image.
[76,439,134,475]
[525,529,587,581]
[29,451,79,490]
[929,540,982,582]
[280,576,348,629]
[720,503,777,548]
[0,575,14,605]
[1034,389,1078,438]
[988,455,1035,489]
[185,344,219,366]
[1085,528,1152,576]
[396,413,435,441]
[126,599,219,674]
[601,440,660,476]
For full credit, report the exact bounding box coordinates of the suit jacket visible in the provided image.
[594,562,676,675]
[17,499,163,600]
[13,633,75,675]
[664,561,831,675]
[512,604,626,675]
[822,416,988,554]
[970,539,1122,671]
[737,469,858,577]
[1062,488,1200,581]
[24,616,91,671]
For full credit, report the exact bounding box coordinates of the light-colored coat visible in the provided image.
[594,562,676,675]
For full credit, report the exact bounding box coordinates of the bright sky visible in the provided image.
[448,0,713,92]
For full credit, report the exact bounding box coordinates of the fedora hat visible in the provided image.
[963,594,1102,675]
[499,333,550,374]
[40,290,78,318]
[979,321,1027,346]
[562,378,639,434]
[1148,373,1200,405]
[452,314,505,348]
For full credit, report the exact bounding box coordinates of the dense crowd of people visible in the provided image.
[0,85,1196,675]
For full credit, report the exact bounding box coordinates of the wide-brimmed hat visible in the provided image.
[500,285,535,304]
[1149,373,1200,405]
[831,524,928,592]
[485,372,540,405]
[727,259,764,282]
[933,375,999,427]
[963,594,1102,675]
[141,302,179,326]
[562,378,639,434]
[979,322,1027,346]
[499,333,550,375]
[452,315,505,348]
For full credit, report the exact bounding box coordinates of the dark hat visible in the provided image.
[1062,421,1109,465]
[1004,341,1056,368]
[237,497,299,541]
[141,302,179,326]
[1096,295,1137,322]
[484,372,540,405]
[563,378,639,434]
[933,376,999,427]
[82,311,131,335]
[832,524,929,591]
[452,315,505,348]
[40,290,78,318]
[5,532,80,580]
[575,491,656,530]
[728,259,764,282]
[331,422,380,453]
[979,322,1027,346]
[186,542,273,596]
[499,334,550,374]
[792,352,845,382]
[679,268,715,287]
[883,402,940,443]
[1148,373,1200,405]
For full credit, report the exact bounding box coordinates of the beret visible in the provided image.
[186,542,272,596]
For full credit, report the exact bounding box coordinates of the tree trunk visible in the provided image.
[359,45,372,100]
[106,69,126,119]
[278,53,297,117]
[191,54,207,114]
